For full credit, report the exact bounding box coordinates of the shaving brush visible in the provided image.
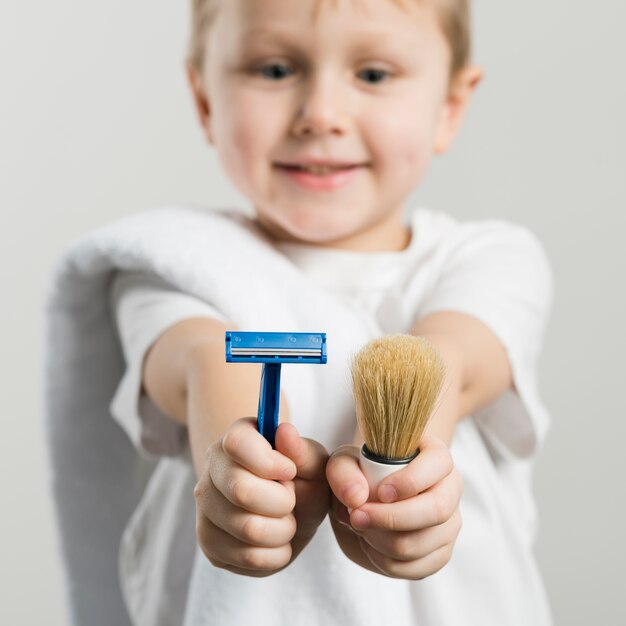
[351,334,446,498]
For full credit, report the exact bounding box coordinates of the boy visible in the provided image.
[46,0,553,624]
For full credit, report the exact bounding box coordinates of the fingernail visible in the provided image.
[379,484,398,503]
[352,511,370,529]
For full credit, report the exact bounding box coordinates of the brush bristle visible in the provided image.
[351,335,446,460]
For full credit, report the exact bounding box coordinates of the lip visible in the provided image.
[275,163,365,191]
[277,159,366,168]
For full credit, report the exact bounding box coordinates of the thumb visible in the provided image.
[326,444,369,510]
[274,422,328,481]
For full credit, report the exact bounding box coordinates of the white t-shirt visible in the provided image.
[109,207,553,626]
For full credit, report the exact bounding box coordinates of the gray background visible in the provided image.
[1,0,624,624]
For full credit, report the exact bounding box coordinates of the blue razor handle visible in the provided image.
[225,331,327,447]
[257,362,281,447]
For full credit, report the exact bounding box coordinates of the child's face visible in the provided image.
[189,0,480,251]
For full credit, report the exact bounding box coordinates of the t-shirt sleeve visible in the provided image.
[108,270,227,458]
[418,221,554,459]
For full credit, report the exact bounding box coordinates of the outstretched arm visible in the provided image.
[327,310,512,578]
[411,310,512,443]
[142,317,329,575]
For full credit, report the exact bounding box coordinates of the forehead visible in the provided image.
[311,0,419,20]
[220,0,432,29]
[217,0,438,45]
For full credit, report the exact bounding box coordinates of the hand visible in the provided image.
[326,435,462,580]
[194,417,329,577]
[274,421,331,561]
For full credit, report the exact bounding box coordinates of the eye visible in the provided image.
[357,68,391,84]
[256,63,295,81]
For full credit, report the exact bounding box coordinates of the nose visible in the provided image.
[290,73,349,138]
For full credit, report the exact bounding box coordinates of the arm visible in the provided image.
[327,310,512,578]
[411,310,512,444]
[142,316,268,473]
[142,316,329,575]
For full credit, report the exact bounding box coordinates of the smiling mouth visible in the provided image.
[276,164,365,175]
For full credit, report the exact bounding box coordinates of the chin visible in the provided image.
[256,198,368,245]
[279,214,359,246]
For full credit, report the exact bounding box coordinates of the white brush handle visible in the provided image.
[359,446,409,501]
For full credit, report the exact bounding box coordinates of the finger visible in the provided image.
[198,478,297,547]
[222,418,297,481]
[274,422,329,481]
[292,476,330,534]
[209,460,296,517]
[351,470,462,532]
[374,436,455,503]
[329,492,352,526]
[358,536,454,580]
[326,445,369,510]
[197,514,292,572]
[358,509,462,561]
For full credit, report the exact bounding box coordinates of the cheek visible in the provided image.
[212,90,280,191]
[218,99,262,163]
[371,106,437,181]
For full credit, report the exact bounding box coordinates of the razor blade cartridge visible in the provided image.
[225,332,327,364]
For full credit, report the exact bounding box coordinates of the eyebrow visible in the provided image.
[238,26,419,50]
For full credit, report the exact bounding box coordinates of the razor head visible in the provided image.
[225,331,327,364]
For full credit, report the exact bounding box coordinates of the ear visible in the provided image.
[433,64,483,154]
[185,61,215,145]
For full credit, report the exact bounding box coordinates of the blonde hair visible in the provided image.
[187,0,471,79]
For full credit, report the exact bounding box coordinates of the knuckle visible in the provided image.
[193,482,201,501]
[415,544,452,580]
[288,490,297,513]
[240,547,265,570]
[410,550,448,581]
[230,477,253,507]
[239,546,289,571]
[453,510,463,537]
[206,440,219,461]
[221,429,242,457]
[382,508,397,531]
[436,543,454,571]
[285,514,298,541]
[193,481,202,501]
[205,551,221,568]
[439,449,454,476]
[429,444,453,480]
[413,568,431,581]
[240,515,264,544]
[405,469,422,496]
[411,567,427,581]
[432,490,454,524]
[325,456,342,486]
[389,533,411,559]
[379,555,403,579]
[193,479,209,502]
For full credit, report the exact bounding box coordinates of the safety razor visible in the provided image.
[225,331,327,447]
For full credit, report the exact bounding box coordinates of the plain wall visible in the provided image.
[1,0,624,624]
